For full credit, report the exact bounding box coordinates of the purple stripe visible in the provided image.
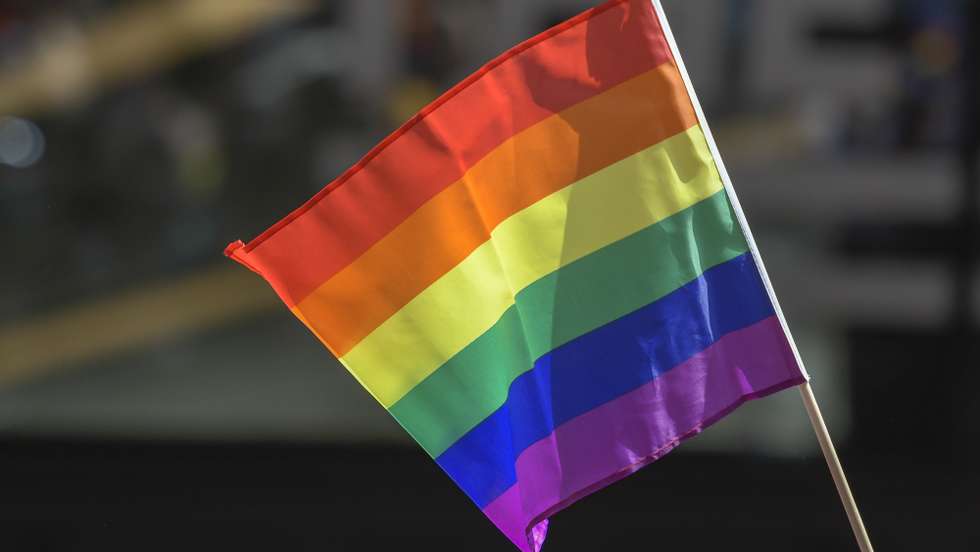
[481,316,805,552]
[482,490,549,552]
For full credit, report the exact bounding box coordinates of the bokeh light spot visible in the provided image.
[0,117,46,168]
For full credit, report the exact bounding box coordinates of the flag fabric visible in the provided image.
[226,1,808,550]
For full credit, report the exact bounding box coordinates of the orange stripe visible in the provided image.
[295,62,696,356]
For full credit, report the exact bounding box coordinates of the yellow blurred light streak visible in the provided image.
[0,264,280,389]
[0,0,315,116]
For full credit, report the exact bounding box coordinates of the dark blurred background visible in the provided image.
[0,0,974,550]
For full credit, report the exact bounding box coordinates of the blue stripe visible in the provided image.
[435,253,775,507]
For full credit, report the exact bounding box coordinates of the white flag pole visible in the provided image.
[798,381,874,551]
[649,2,873,550]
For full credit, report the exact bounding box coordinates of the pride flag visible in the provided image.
[226,1,808,549]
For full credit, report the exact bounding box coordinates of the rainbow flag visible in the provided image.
[226,1,808,549]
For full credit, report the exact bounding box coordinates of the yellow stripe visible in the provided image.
[341,126,723,407]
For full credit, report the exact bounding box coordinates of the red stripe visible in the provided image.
[229,0,671,306]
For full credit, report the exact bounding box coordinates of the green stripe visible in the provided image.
[388,190,748,457]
